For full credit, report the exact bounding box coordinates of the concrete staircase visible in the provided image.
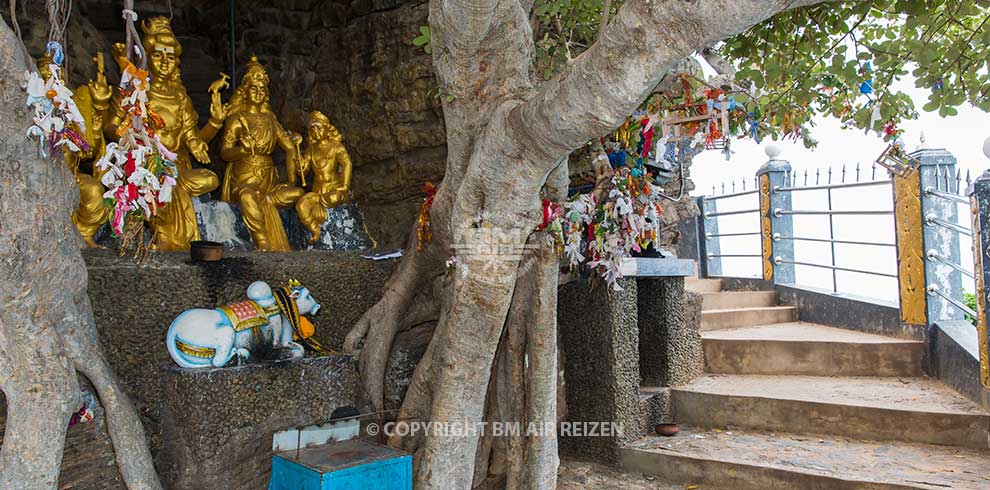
[625,278,990,489]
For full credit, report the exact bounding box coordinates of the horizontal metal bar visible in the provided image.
[708,254,762,258]
[924,187,969,205]
[927,285,977,318]
[776,180,891,193]
[776,209,893,216]
[925,214,972,237]
[707,232,762,239]
[773,235,895,247]
[704,189,759,200]
[774,258,898,278]
[706,209,760,218]
[926,250,976,280]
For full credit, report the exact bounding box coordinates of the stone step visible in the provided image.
[622,426,990,490]
[701,291,777,311]
[702,322,925,377]
[701,306,798,331]
[672,374,990,448]
[686,278,723,293]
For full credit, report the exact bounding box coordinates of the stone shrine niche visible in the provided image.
[6,0,445,249]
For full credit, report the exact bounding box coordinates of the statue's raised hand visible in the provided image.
[88,52,112,107]
[207,73,231,125]
[189,138,211,164]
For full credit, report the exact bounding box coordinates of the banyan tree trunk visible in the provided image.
[343,0,831,488]
[0,19,162,490]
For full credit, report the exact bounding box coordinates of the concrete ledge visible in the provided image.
[932,320,990,409]
[620,257,695,277]
[775,283,921,340]
[718,276,774,291]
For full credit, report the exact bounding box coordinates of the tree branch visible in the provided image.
[435,0,501,54]
[513,0,839,159]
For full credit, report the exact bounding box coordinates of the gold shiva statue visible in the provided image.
[38,52,113,248]
[105,16,230,251]
[220,56,304,251]
[294,111,353,244]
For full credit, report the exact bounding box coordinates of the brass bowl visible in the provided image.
[190,240,224,262]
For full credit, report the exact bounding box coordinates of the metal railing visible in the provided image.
[695,149,985,330]
[700,160,898,295]
[774,165,894,294]
[921,165,976,320]
[699,178,763,278]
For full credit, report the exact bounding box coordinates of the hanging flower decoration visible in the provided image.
[95,50,178,250]
[561,164,667,289]
[23,42,89,158]
[416,182,438,251]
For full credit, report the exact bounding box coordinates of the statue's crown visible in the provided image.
[141,16,175,37]
[241,55,269,85]
[287,278,302,288]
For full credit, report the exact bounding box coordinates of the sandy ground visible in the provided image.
[557,460,720,489]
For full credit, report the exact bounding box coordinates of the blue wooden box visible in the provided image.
[269,439,411,490]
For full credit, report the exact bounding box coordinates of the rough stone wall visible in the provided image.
[637,278,703,387]
[557,277,641,464]
[159,356,357,490]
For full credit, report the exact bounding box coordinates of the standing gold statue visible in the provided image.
[38,52,113,248]
[294,111,353,244]
[220,56,304,251]
[104,16,229,251]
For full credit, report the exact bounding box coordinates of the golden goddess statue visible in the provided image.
[38,51,113,248]
[294,111,353,244]
[104,16,229,251]
[220,56,304,251]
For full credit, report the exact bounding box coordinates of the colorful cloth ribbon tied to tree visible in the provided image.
[416,182,438,251]
[95,43,178,245]
[23,42,89,158]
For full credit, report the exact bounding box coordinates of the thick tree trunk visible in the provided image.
[0,19,162,490]
[345,0,834,488]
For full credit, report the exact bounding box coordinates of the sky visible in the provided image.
[689,80,988,303]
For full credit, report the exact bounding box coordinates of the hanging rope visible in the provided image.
[46,0,72,45]
[122,0,146,69]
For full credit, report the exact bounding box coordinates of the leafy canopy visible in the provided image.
[530,0,990,146]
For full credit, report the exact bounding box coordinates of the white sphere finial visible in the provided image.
[765,144,782,160]
[919,131,927,149]
[984,136,990,160]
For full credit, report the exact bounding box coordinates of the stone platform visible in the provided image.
[159,356,358,490]
[73,250,397,489]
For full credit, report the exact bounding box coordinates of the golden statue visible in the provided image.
[294,111,353,244]
[38,51,113,248]
[220,56,304,251]
[104,16,229,251]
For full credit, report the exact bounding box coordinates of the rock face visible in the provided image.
[193,198,374,251]
[231,0,447,249]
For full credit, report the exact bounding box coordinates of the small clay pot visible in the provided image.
[655,424,679,437]
[190,240,224,262]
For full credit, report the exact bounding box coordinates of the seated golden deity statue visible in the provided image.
[294,111,353,244]
[220,56,304,251]
[104,16,229,251]
[38,52,112,248]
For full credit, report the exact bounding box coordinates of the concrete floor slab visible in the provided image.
[622,426,990,490]
[673,374,990,448]
[701,306,799,331]
[702,323,925,377]
[702,291,777,311]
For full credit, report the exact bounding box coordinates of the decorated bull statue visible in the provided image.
[166,279,330,368]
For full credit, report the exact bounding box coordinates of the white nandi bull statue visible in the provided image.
[166,279,323,368]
